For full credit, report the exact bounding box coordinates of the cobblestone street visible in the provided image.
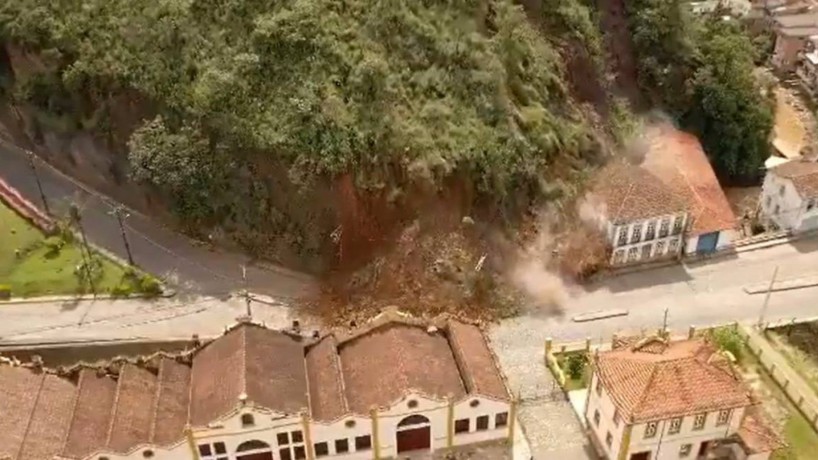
[489,322,597,460]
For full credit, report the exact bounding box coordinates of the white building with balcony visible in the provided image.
[585,336,755,460]
[0,310,513,460]
[761,158,818,231]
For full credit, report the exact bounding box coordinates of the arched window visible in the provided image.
[236,440,270,452]
[241,413,255,427]
[398,414,430,427]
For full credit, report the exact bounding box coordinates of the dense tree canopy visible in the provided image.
[0,0,601,224]
[627,0,774,180]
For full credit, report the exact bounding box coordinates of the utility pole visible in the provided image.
[69,204,97,297]
[661,308,669,336]
[27,152,50,216]
[758,265,779,329]
[110,206,134,266]
[242,265,252,318]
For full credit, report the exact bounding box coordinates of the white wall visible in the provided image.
[684,228,738,255]
[761,173,809,231]
[627,407,745,460]
[608,213,688,265]
[194,409,304,459]
[310,415,374,460]
[377,393,449,457]
[450,396,511,447]
[585,372,625,459]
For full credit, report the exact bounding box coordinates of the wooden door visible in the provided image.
[396,426,431,453]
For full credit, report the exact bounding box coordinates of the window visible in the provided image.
[594,410,601,427]
[673,216,684,235]
[199,443,228,460]
[668,417,682,434]
[495,412,509,428]
[644,422,657,439]
[655,240,665,256]
[641,244,652,259]
[613,410,621,427]
[355,435,372,451]
[241,413,255,427]
[717,409,731,426]
[669,238,680,252]
[335,439,349,454]
[407,399,418,408]
[476,415,490,431]
[627,247,639,262]
[614,250,625,264]
[631,224,643,244]
[596,378,603,396]
[292,431,304,443]
[618,227,629,246]
[314,442,329,457]
[645,221,656,241]
[278,433,290,446]
[659,218,670,238]
[693,413,707,430]
[606,431,613,448]
[680,443,692,457]
[279,449,292,460]
[455,418,470,434]
[278,431,305,460]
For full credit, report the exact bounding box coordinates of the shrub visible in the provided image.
[44,236,65,257]
[74,257,103,283]
[110,283,134,298]
[565,353,588,380]
[709,326,743,361]
[0,284,11,300]
[138,275,162,297]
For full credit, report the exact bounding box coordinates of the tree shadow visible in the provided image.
[789,237,818,254]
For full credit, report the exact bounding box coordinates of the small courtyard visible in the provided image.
[0,201,156,298]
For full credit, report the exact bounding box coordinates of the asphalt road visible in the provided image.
[0,139,315,298]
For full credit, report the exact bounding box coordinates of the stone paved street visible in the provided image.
[489,325,597,460]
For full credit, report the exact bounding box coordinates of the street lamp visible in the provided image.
[69,204,97,297]
[27,152,50,216]
[110,206,135,266]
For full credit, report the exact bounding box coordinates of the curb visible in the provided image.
[744,277,818,295]
[572,309,629,323]
[0,289,176,305]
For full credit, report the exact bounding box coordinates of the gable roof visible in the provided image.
[770,159,818,197]
[589,161,688,224]
[0,312,509,458]
[594,337,752,423]
[642,124,737,235]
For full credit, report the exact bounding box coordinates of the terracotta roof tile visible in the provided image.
[589,161,687,223]
[107,364,158,453]
[244,325,309,415]
[305,336,348,421]
[189,325,245,425]
[446,321,508,400]
[17,374,77,460]
[62,369,118,459]
[642,125,737,235]
[151,358,192,446]
[0,366,43,459]
[771,159,818,197]
[339,323,467,413]
[595,338,752,423]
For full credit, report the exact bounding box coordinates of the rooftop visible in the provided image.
[0,311,508,459]
[594,336,753,423]
[642,124,738,235]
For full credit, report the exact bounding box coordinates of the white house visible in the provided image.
[761,159,818,232]
[0,310,513,460]
[584,336,755,460]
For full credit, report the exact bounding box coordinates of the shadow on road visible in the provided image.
[580,263,693,294]
[790,237,818,254]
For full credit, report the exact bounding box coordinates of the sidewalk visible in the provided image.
[741,325,818,429]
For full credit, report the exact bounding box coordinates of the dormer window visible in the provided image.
[241,413,255,427]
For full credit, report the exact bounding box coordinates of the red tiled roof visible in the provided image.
[595,338,752,423]
[589,161,687,224]
[771,159,818,197]
[0,314,508,458]
[642,124,737,235]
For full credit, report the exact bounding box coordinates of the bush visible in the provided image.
[43,236,65,257]
[110,283,134,298]
[0,284,11,300]
[138,275,162,297]
[709,326,743,361]
[565,353,588,380]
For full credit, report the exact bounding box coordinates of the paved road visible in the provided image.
[0,138,315,298]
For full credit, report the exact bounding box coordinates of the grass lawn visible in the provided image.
[1,201,145,297]
[555,351,591,391]
[738,344,818,460]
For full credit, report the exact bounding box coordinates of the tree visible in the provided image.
[565,353,588,380]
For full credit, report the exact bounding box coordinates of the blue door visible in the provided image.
[696,232,719,253]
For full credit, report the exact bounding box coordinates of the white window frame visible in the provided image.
[199,442,228,460]
[673,216,684,235]
[668,417,682,434]
[645,221,656,240]
[644,421,658,439]
[614,250,625,264]
[631,223,643,244]
[716,409,731,426]
[693,413,707,431]
[659,218,670,238]
[627,247,639,262]
[655,240,665,256]
[617,226,629,246]
[680,443,692,457]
